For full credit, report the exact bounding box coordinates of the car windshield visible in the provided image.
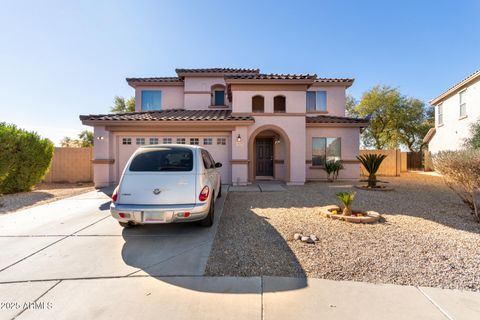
[129,148,193,172]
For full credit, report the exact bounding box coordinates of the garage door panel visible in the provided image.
[117,134,231,184]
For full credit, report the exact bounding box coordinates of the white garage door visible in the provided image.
[116,134,231,184]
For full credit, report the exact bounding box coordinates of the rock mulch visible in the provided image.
[205,172,480,291]
[0,183,95,214]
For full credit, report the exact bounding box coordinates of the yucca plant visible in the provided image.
[357,154,387,188]
[323,160,344,182]
[336,191,356,216]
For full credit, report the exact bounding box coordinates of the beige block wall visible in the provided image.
[401,152,407,172]
[44,147,93,183]
[359,149,401,177]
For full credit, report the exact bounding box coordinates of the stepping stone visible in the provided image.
[258,184,286,192]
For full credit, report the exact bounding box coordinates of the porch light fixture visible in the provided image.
[236,134,242,142]
[274,136,281,144]
[96,136,104,140]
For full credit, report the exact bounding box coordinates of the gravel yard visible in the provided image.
[0,182,95,214]
[205,172,480,291]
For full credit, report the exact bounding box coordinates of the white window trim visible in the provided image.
[459,90,467,119]
[437,104,444,126]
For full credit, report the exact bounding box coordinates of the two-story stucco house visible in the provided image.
[80,68,368,187]
[425,70,480,153]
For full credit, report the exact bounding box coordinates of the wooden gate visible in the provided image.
[407,151,423,171]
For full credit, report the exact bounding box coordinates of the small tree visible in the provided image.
[110,96,135,113]
[357,154,387,188]
[433,150,480,222]
[323,160,344,182]
[464,119,480,150]
[60,130,93,147]
[336,191,356,216]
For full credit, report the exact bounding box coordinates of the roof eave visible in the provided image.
[429,71,480,106]
[126,79,184,88]
[311,80,355,88]
[306,122,368,128]
[80,119,255,127]
[225,79,315,85]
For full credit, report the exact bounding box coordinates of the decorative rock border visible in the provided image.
[293,233,318,244]
[319,205,382,223]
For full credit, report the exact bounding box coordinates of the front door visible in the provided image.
[256,138,274,177]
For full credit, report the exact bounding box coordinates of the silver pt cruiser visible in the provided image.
[110,144,222,227]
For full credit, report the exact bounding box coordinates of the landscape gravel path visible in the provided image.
[206,173,480,291]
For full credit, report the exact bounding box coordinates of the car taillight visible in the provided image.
[199,186,209,202]
[112,186,119,202]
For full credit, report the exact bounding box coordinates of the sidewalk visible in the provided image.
[3,276,479,320]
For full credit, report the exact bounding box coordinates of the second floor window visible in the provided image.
[306,91,327,112]
[213,90,225,106]
[273,95,286,113]
[252,95,264,113]
[141,90,161,111]
[459,91,466,118]
[438,104,443,125]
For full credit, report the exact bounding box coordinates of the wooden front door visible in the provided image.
[256,138,274,177]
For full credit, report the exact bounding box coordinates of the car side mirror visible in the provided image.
[215,162,222,168]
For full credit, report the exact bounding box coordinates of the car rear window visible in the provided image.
[129,148,193,172]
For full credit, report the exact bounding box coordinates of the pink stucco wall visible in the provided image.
[305,127,361,180]
[134,86,184,112]
[184,77,231,109]
[307,84,346,117]
[89,74,358,187]
[231,90,306,113]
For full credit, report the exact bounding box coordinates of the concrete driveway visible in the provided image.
[1,185,480,320]
[0,186,233,318]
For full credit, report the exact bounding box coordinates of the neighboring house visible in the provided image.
[426,70,480,153]
[80,68,368,187]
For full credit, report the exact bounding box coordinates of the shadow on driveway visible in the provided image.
[119,187,307,294]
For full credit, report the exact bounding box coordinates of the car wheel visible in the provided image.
[217,182,222,198]
[199,196,214,227]
[119,222,133,228]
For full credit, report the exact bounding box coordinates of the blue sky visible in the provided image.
[1,0,479,145]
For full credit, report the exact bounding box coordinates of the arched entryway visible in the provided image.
[248,125,291,182]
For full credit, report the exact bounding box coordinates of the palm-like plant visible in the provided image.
[357,154,387,188]
[323,160,344,182]
[336,191,356,216]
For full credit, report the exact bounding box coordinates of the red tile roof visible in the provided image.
[80,109,254,122]
[225,73,317,80]
[306,115,369,125]
[175,68,259,74]
[314,78,354,84]
[126,77,183,83]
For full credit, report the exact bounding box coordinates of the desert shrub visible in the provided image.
[432,150,480,222]
[464,119,480,150]
[357,153,387,187]
[323,160,344,182]
[0,123,54,194]
[336,191,356,216]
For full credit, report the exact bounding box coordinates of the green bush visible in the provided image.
[323,160,344,182]
[0,123,54,194]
